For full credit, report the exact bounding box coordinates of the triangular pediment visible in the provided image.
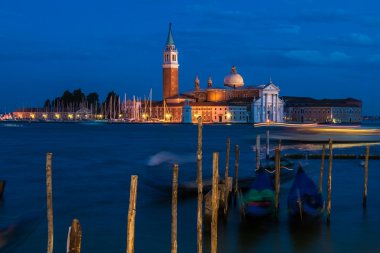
[263,83,280,91]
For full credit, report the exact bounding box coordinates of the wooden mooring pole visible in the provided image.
[67,219,82,253]
[224,137,231,216]
[363,145,370,208]
[256,135,260,171]
[196,116,203,253]
[327,139,333,225]
[126,175,138,253]
[233,145,240,207]
[266,130,270,160]
[171,164,178,253]
[274,148,281,220]
[319,144,326,193]
[211,152,219,253]
[46,152,54,253]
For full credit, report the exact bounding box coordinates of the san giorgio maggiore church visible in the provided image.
[155,23,284,124]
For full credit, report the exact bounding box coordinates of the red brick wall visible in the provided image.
[163,68,178,100]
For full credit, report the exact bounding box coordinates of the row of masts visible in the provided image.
[16,88,173,122]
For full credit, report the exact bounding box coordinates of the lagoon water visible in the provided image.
[1,122,380,253]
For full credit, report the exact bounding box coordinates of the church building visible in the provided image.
[160,23,285,124]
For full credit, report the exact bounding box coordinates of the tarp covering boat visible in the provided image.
[288,165,324,223]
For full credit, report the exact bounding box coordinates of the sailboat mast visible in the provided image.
[149,88,152,118]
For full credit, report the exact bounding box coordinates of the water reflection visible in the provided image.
[288,222,322,253]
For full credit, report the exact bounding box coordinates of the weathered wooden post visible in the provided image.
[46,152,54,253]
[363,145,370,208]
[266,130,270,159]
[196,116,203,253]
[211,152,219,253]
[224,137,231,216]
[67,219,82,253]
[0,180,5,199]
[126,175,138,253]
[274,148,281,220]
[319,144,326,193]
[172,164,178,253]
[327,139,333,225]
[256,135,260,171]
[233,145,240,206]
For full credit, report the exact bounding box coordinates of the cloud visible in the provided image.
[274,24,300,34]
[329,51,351,62]
[0,50,99,62]
[293,9,353,23]
[184,4,245,22]
[285,50,352,64]
[274,24,301,34]
[283,50,324,64]
[322,33,377,48]
[348,33,373,45]
[368,54,380,63]
[357,15,380,27]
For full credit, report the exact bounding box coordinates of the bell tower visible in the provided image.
[163,23,179,101]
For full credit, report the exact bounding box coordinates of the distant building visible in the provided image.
[162,23,179,101]
[283,96,362,124]
[160,24,284,124]
[12,107,98,121]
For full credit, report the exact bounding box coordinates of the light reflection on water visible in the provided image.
[1,122,380,253]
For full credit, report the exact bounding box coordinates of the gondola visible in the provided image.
[287,165,324,224]
[241,169,275,220]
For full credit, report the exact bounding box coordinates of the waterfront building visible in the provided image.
[160,24,284,124]
[12,107,99,121]
[283,96,362,123]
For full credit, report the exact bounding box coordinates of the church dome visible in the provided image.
[224,66,244,88]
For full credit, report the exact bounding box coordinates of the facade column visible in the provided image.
[271,94,274,121]
[260,93,264,122]
[264,94,268,121]
[275,94,278,122]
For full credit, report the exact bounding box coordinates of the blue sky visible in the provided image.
[0,0,379,115]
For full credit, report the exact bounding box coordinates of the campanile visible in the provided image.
[162,23,179,101]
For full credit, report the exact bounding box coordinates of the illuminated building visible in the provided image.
[283,97,362,123]
[162,23,179,101]
[159,23,285,124]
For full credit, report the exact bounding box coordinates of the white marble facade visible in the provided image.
[251,83,284,123]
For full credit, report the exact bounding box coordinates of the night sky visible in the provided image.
[1,0,379,115]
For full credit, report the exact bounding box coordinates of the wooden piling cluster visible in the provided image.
[37,121,379,253]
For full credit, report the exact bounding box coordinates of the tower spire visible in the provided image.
[166,22,175,46]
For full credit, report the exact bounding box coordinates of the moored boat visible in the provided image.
[288,165,324,224]
[241,169,275,220]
